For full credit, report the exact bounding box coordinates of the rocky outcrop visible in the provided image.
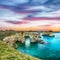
[3,32,43,46]
[42,31,55,37]
[3,33,25,46]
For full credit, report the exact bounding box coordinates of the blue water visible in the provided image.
[16,33,60,60]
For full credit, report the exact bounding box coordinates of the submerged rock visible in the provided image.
[38,40,45,44]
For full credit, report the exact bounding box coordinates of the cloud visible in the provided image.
[26,6,53,12]
[0,8,29,21]
[0,21,15,28]
[33,10,60,17]
[5,21,29,24]
[12,0,29,4]
[0,19,60,31]
[0,0,60,31]
[0,0,29,6]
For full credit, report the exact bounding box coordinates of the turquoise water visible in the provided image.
[16,33,60,60]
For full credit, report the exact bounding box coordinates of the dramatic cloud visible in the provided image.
[0,0,60,31]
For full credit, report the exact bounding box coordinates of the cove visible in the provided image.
[16,33,60,60]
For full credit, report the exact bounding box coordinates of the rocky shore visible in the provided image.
[3,32,44,46]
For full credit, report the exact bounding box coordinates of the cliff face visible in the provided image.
[3,32,41,46]
[0,41,40,60]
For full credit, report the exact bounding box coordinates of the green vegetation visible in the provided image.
[0,41,40,60]
[0,30,16,40]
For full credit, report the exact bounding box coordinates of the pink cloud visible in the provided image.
[5,21,29,24]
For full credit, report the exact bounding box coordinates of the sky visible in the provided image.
[0,0,60,31]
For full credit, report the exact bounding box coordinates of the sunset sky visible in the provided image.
[0,0,60,31]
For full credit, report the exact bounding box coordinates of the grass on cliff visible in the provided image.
[0,41,40,60]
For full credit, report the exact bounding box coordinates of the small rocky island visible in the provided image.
[42,31,55,37]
